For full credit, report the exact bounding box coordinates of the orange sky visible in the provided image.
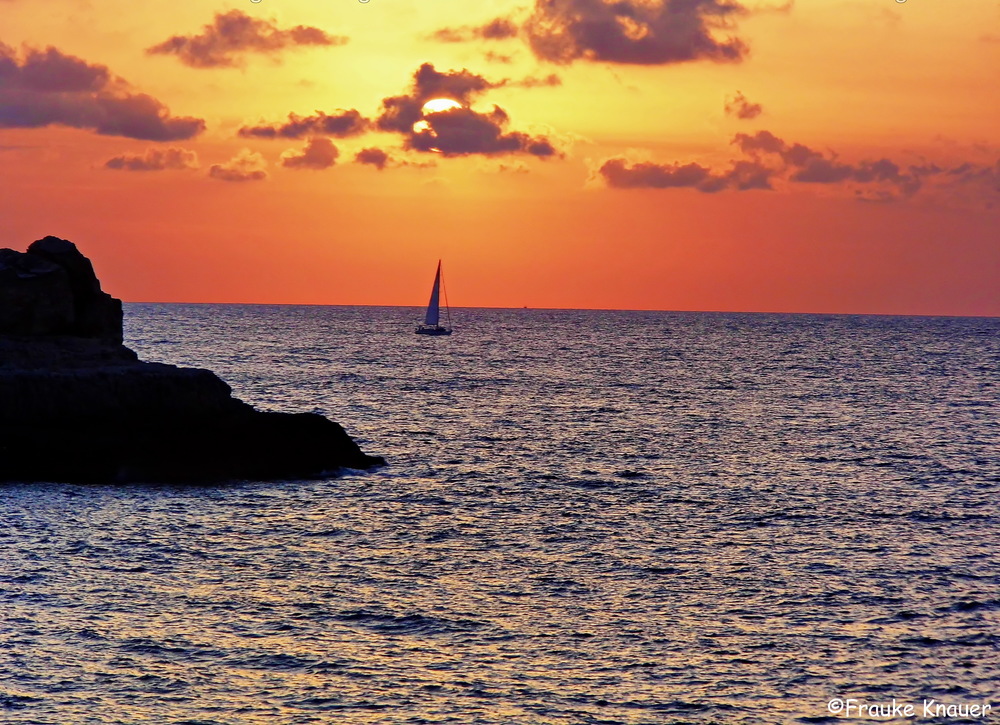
[1,0,998,315]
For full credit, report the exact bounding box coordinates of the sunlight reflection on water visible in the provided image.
[1,306,998,723]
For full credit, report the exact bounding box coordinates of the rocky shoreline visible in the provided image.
[0,236,384,483]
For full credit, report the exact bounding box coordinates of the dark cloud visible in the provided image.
[524,0,749,65]
[3,45,111,92]
[105,147,198,171]
[724,90,762,120]
[280,137,338,170]
[602,130,999,202]
[947,160,1000,193]
[600,157,772,192]
[209,148,267,182]
[732,128,784,155]
[481,17,521,39]
[375,63,562,159]
[409,105,560,157]
[431,17,520,43]
[0,44,205,140]
[601,159,713,189]
[355,147,390,170]
[733,130,924,196]
[238,109,368,139]
[376,64,558,134]
[376,64,496,135]
[413,63,497,102]
[147,10,347,69]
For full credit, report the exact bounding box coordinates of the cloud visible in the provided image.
[238,109,368,139]
[485,161,531,174]
[379,63,498,132]
[599,157,771,192]
[353,147,436,171]
[512,73,562,88]
[523,0,750,65]
[0,44,205,140]
[431,17,520,43]
[147,10,347,68]
[600,130,999,202]
[280,136,338,169]
[484,51,516,64]
[355,147,390,170]
[724,91,762,120]
[733,130,924,196]
[2,45,111,92]
[408,106,561,157]
[105,147,199,171]
[376,63,562,159]
[209,148,267,181]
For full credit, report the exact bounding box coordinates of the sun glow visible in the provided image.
[421,98,463,114]
[412,99,464,151]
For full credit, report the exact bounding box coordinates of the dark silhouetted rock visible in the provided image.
[27,235,123,344]
[0,236,384,483]
[1,236,123,343]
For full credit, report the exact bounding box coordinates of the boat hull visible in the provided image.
[415,325,452,336]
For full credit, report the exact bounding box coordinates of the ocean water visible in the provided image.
[2,305,999,724]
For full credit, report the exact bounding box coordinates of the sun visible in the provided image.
[421,98,463,115]
[412,98,465,152]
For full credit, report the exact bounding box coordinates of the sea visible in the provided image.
[2,305,999,724]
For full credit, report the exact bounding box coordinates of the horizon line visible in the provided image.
[121,301,1000,321]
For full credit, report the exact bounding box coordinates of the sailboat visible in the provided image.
[415,260,452,335]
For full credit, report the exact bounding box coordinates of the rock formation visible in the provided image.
[0,236,384,483]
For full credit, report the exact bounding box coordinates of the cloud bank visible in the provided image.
[600,130,1000,202]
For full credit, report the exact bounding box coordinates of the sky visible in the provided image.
[1,0,997,315]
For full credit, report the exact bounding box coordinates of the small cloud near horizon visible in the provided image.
[354,147,436,170]
[599,129,999,204]
[105,147,199,171]
[209,148,267,181]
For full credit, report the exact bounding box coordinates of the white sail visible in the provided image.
[424,260,442,326]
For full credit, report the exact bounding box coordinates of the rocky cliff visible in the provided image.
[0,236,384,483]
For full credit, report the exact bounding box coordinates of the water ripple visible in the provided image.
[0,307,997,723]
